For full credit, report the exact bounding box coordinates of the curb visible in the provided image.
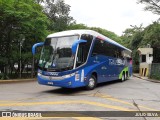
[0,78,37,84]
[133,74,160,83]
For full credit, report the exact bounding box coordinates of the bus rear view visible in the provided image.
[32,30,132,90]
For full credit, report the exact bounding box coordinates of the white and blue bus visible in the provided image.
[32,30,132,90]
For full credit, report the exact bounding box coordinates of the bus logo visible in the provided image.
[45,72,59,76]
[109,59,125,66]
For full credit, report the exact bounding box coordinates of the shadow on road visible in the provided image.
[41,79,121,95]
[97,79,121,88]
[42,87,86,95]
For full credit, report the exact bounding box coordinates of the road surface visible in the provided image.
[0,76,159,120]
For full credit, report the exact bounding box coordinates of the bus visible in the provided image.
[32,30,132,90]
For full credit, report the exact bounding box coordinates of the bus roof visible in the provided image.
[47,29,132,52]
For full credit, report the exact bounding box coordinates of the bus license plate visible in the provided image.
[48,82,53,85]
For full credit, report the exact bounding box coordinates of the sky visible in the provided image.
[64,0,159,36]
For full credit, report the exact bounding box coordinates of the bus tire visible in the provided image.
[126,72,129,80]
[86,75,97,90]
[121,73,125,82]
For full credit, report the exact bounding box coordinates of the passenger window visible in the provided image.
[92,38,103,56]
[92,37,124,58]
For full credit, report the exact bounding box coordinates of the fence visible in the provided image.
[0,64,37,79]
[150,63,160,80]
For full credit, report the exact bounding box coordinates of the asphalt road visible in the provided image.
[0,76,160,120]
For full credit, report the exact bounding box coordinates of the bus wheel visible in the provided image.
[121,73,125,82]
[86,75,97,90]
[126,72,129,80]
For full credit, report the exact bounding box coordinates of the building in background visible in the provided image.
[137,47,153,77]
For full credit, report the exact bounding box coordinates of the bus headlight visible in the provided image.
[63,73,75,79]
[38,73,41,76]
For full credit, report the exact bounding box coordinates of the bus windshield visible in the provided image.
[38,35,79,71]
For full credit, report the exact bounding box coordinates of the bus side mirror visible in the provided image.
[32,42,44,55]
[71,39,87,55]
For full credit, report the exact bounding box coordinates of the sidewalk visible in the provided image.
[133,73,160,83]
[0,78,36,84]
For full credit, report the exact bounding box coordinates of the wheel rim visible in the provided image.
[88,77,95,88]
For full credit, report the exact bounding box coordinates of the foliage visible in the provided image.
[67,23,88,30]
[41,0,74,31]
[138,0,160,15]
[1,0,160,80]
[121,22,160,73]
[150,63,160,80]
[150,70,160,80]
[142,21,160,62]
[89,27,122,44]
[142,21,160,47]
[121,24,144,49]
[35,0,54,4]
[67,23,122,44]
[0,0,49,78]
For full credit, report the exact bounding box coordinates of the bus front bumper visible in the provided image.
[37,73,85,88]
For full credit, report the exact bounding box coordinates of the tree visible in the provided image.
[0,0,49,79]
[41,0,74,31]
[121,25,144,72]
[121,21,160,72]
[138,0,160,15]
[121,24,144,49]
[67,23,88,30]
[121,28,135,49]
[89,27,122,44]
[142,21,160,62]
[35,0,54,4]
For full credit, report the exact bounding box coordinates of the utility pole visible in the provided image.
[19,38,25,78]
[31,55,35,78]
[19,42,22,78]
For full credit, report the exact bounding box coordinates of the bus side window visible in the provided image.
[92,38,117,57]
[104,42,115,57]
[114,51,118,58]
[115,48,123,58]
[120,49,124,59]
[92,38,103,56]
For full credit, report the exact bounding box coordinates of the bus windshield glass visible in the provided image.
[38,35,79,71]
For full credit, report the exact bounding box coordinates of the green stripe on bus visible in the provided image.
[119,67,129,79]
